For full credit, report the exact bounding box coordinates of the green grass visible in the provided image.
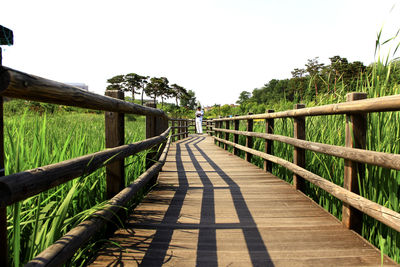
[218,58,400,262]
[4,111,148,266]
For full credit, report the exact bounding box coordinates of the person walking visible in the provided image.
[195,106,204,134]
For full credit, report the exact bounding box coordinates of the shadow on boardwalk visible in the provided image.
[90,135,397,266]
[139,135,272,266]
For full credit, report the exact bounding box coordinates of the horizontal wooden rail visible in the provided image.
[26,136,172,267]
[171,126,189,129]
[213,136,400,232]
[213,94,400,121]
[0,128,170,206]
[0,66,167,118]
[171,132,189,138]
[169,118,190,121]
[213,127,400,170]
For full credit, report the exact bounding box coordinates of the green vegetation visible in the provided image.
[214,35,400,262]
[3,106,148,266]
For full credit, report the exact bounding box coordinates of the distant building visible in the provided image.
[66,83,89,91]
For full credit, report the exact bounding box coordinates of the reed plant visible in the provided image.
[228,51,400,261]
[4,111,147,266]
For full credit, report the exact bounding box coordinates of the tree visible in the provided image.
[144,77,171,106]
[291,68,307,101]
[180,90,197,110]
[170,84,188,106]
[305,57,324,98]
[236,91,251,105]
[124,73,149,104]
[158,77,171,107]
[106,75,125,91]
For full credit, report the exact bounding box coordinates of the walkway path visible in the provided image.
[90,135,396,266]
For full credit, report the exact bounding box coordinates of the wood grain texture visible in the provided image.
[212,127,400,170]
[342,93,367,233]
[26,137,172,267]
[246,113,253,162]
[224,120,229,150]
[233,115,239,156]
[105,90,125,198]
[264,110,274,172]
[212,94,400,121]
[0,129,170,205]
[90,135,396,266]
[293,104,306,192]
[213,136,400,233]
[0,67,167,118]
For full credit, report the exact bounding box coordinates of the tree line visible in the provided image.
[236,55,371,112]
[105,73,198,109]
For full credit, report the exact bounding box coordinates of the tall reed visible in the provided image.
[4,112,146,265]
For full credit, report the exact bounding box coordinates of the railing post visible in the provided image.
[264,109,274,172]
[233,115,239,156]
[245,113,253,162]
[185,120,188,138]
[145,102,157,169]
[217,116,222,147]
[177,119,181,141]
[171,120,176,142]
[293,104,305,192]
[105,90,125,198]
[0,47,8,267]
[224,119,230,150]
[210,119,213,137]
[342,92,367,233]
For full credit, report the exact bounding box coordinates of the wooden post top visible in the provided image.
[346,92,367,101]
[294,103,305,109]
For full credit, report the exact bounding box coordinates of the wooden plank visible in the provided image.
[91,135,396,266]
[293,104,305,191]
[211,94,400,121]
[212,127,400,170]
[26,137,172,266]
[0,129,170,205]
[342,92,367,233]
[233,115,239,156]
[0,67,167,118]
[245,113,253,162]
[224,120,229,150]
[214,136,400,233]
[264,109,274,172]
[105,90,125,198]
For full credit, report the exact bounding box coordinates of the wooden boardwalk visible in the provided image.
[90,135,396,266]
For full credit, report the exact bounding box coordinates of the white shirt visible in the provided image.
[195,110,204,120]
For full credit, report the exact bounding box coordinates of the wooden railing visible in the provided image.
[0,66,179,266]
[211,92,400,235]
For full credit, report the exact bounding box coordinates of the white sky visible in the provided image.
[2,0,400,106]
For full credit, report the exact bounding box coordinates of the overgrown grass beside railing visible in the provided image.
[4,111,149,265]
[214,59,400,262]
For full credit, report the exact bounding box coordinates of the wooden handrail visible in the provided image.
[211,93,400,235]
[26,135,172,267]
[0,64,177,265]
[0,128,170,206]
[213,128,400,170]
[213,136,400,233]
[212,94,400,121]
[0,66,167,118]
